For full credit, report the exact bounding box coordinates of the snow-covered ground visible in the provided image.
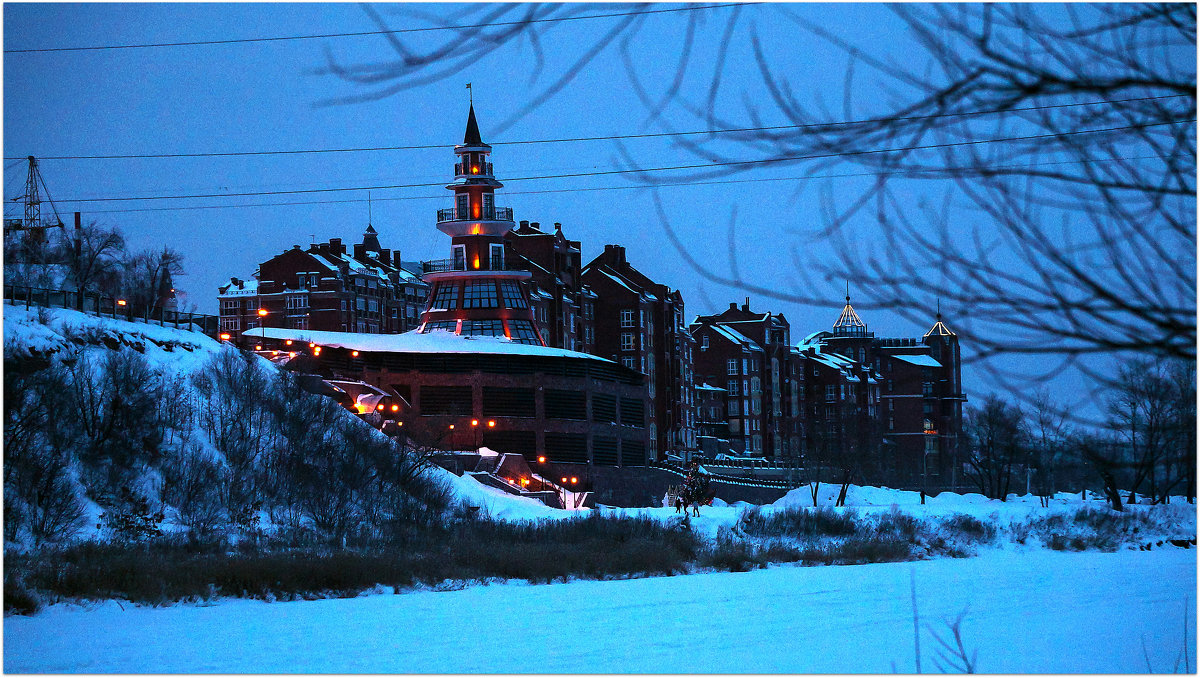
[5,548,1194,673]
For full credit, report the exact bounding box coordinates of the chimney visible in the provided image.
[380,248,391,263]
[554,222,562,231]
[393,251,403,268]
[292,244,301,250]
[329,237,343,254]
[353,243,366,259]
[519,220,529,228]
[530,221,540,230]
[729,302,738,311]
[742,297,750,312]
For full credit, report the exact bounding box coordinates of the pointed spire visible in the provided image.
[833,286,867,336]
[924,300,956,339]
[464,104,483,145]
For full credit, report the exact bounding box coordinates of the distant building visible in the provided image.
[801,294,966,489]
[690,300,803,461]
[582,244,696,461]
[505,220,597,353]
[217,227,427,343]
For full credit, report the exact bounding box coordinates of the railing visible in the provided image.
[454,162,493,176]
[649,460,803,490]
[3,284,221,338]
[436,206,514,223]
[421,258,528,273]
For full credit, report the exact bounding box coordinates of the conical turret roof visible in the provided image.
[923,305,956,339]
[463,104,483,145]
[833,292,867,335]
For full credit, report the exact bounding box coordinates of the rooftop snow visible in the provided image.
[892,354,942,367]
[243,326,615,362]
[710,325,762,352]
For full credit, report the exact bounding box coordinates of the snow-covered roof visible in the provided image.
[219,279,259,296]
[243,326,615,362]
[696,382,726,392]
[892,354,942,367]
[710,325,762,352]
[596,269,636,294]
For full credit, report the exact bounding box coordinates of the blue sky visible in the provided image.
[4,3,1191,420]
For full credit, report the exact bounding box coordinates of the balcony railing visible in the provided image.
[436,205,514,223]
[454,162,493,177]
[421,258,527,273]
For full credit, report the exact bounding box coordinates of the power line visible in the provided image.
[9,94,1189,161]
[51,119,1192,204]
[4,3,748,54]
[73,154,1169,216]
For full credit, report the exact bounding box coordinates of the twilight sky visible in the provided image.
[4,3,1192,421]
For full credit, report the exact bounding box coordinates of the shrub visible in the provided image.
[739,506,862,539]
[940,514,997,544]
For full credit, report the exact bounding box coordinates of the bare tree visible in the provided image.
[1107,357,1193,504]
[55,222,125,296]
[963,394,1026,500]
[122,246,183,314]
[1029,389,1071,506]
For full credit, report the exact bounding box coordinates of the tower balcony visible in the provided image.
[455,161,493,177]
[422,258,526,273]
[437,205,513,223]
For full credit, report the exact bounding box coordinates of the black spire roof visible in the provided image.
[463,104,483,145]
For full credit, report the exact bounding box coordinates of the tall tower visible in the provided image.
[417,105,546,346]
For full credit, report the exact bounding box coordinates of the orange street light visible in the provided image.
[487,420,495,428]
[561,477,568,483]
[351,350,359,357]
[471,419,479,427]
[391,404,400,412]
[570,477,578,484]
[377,404,385,411]
[254,345,262,351]
[116,299,127,307]
[537,456,546,464]
[449,424,456,430]
[219,333,231,341]
[257,308,268,317]
[285,340,293,346]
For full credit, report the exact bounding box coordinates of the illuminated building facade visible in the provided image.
[415,105,545,346]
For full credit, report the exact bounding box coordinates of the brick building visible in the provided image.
[582,245,696,460]
[217,226,427,343]
[505,220,596,353]
[690,300,803,461]
[803,295,966,489]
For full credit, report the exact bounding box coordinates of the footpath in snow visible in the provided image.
[5,548,1194,673]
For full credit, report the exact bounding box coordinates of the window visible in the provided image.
[743,358,749,374]
[456,194,469,219]
[889,399,895,412]
[423,320,458,333]
[463,280,498,309]
[922,381,934,396]
[888,417,895,431]
[701,335,709,351]
[498,280,527,309]
[727,359,738,375]
[367,299,378,313]
[452,244,466,271]
[462,319,505,337]
[622,356,637,370]
[753,435,762,452]
[621,309,635,327]
[621,333,634,350]
[727,379,739,395]
[887,379,894,393]
[431,283,459,310]
[825,385,837,401]
[219,317,239,331]
[489,243,504,270]
[483,193,494,219]
[287,295,307,310]
[750,377,761,393]
[506,320,540,345]
[356,297,366,311]
[220,299,240,313]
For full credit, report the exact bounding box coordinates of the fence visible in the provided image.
[649,460,803,490]
[3,284,221,338]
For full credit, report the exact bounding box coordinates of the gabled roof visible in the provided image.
[924,310,956,339]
